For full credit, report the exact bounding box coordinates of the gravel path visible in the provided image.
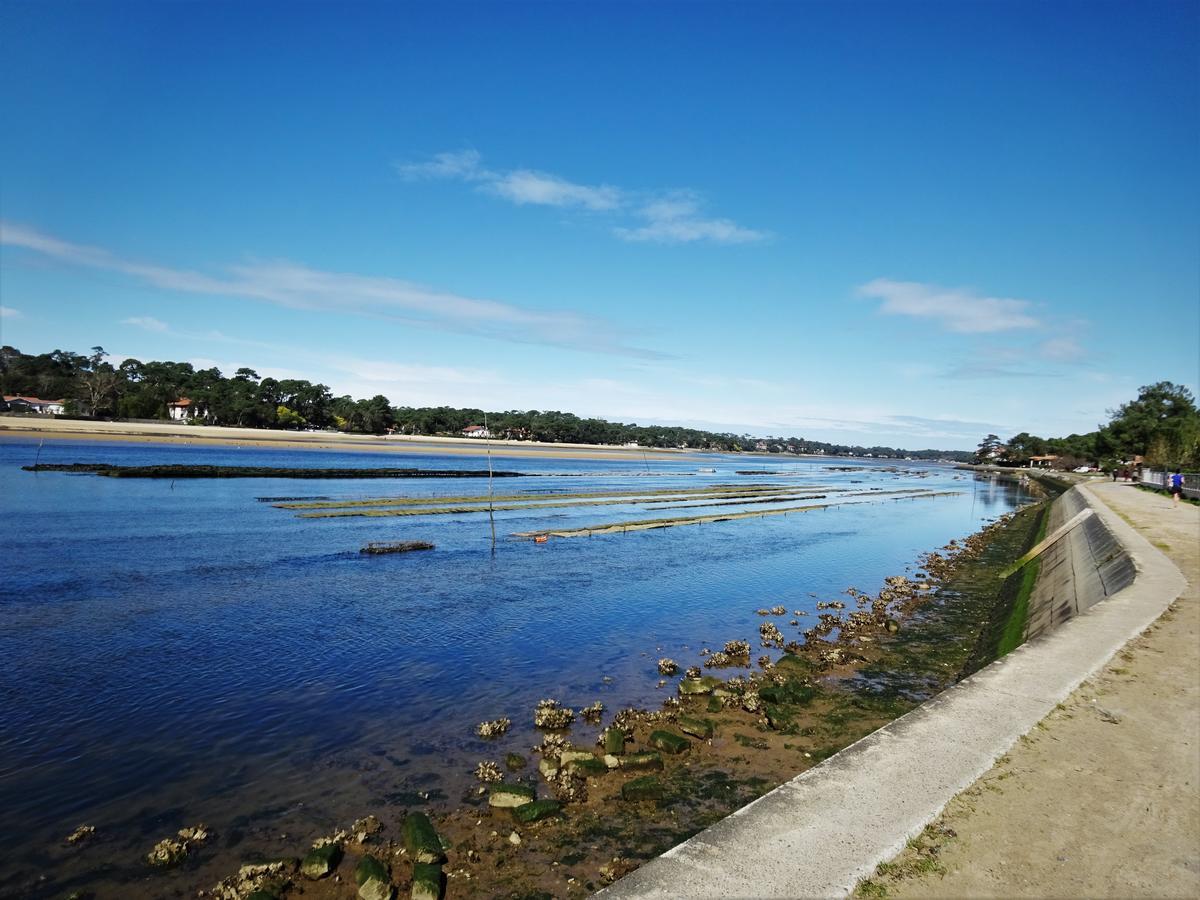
[871,483,1200,898]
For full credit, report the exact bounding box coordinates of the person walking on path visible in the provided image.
[1170,469,1185,507]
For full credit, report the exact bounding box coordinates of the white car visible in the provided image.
[1073,466,1093,473]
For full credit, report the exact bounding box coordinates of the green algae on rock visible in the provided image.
[401,813,445,864]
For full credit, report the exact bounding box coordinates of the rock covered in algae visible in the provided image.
[300,842,342,880]
[621,776,664,801]
[677,676,722,696]
[649,730,691,754]
[677,716,715,739]
[402,812,446,863]
[355,854,393,900]
[510,798,562,824]
[487,783,536,809]
[411,861,443,900]
[603,727,626,755]
[565,756,609,778]
[505,752,527,770]
[621,751,664,771]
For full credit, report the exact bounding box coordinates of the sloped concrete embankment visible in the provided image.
[600,484,1186,899]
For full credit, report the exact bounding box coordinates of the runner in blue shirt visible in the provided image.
[1169,469,1184,508]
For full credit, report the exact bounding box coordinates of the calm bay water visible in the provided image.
[0,438,1028,896]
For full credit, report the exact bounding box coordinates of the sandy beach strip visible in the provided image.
[0,415,700,462]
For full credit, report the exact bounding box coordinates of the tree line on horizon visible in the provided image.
[973,381,1200,471]
[0,345,974,460]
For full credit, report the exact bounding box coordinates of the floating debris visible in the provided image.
[476,717,511,739]
[360,540,434,555]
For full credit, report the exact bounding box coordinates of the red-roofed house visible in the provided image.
[462,424,493,438]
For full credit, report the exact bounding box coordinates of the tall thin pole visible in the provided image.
[484,412,496,553]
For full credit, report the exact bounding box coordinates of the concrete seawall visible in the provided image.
[601,484,1188,899]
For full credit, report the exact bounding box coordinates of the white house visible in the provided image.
[168,398,197,420]
[462,424,493,438]
[3,395,65,414]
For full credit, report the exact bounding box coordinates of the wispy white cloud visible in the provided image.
[1038,336,1086,362]
[857,278,1040,333]
[395,149,487,181]
[1,220,662,358]
[615,193,767,245]
[121,315,169,332]
[394,150,763,243]
[487,170,621,211]
[0,305,21,319]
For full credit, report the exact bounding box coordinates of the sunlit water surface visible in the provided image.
[0,439,1028,896]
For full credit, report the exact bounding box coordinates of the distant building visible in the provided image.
[168,398,201,421]
[1028,454,1059,468]
[3,395,65,414]
[462,424,493,438]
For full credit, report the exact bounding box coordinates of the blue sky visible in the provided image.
[1,0,1196,449]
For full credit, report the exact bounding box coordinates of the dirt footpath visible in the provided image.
[861,483,1200,899]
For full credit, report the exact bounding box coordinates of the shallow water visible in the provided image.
[0,439,1028,896]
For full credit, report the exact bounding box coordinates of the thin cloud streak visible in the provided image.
[615,194,767,244]
[858,278,1040,333]
[2,221,663,358]
[0,305,21,319]
[394,151,764,244]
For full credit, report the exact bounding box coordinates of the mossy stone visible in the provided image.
[706,696,724,713]
[621,776,664,801]
[505,753,527,770]
[411,862,443,900]
[401,813,445,864]
[355,854,389,886]
[622,752,664,771]
[487,783,536,809]
[774,654,814,675]
[566,756,609,778]
[359,878,395,900]
[758,680,818,706]
[300,842,342,879]
[677,716,714,739]
[603,728,625,755]
[510,799,562,824]
[764,704,799,732]
[678,676,723,696]
[649,730,691,754]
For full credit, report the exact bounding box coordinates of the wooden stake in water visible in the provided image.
[33,439,44,472]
